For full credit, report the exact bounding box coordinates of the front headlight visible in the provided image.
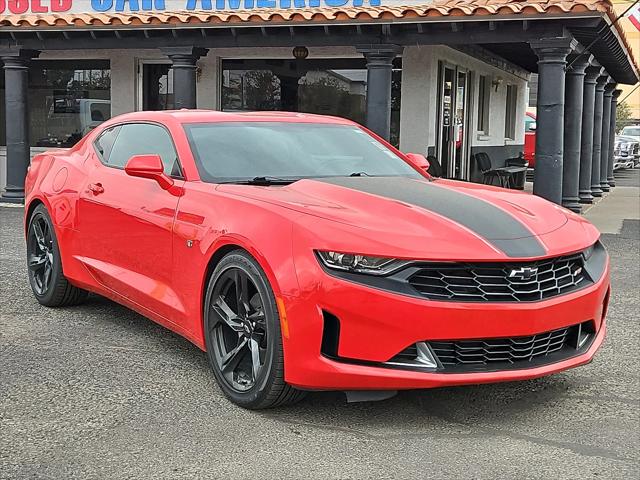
[316,251,408,276]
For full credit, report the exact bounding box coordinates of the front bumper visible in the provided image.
[283,253,610,390]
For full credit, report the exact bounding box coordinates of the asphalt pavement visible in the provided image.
[1,171,639,479]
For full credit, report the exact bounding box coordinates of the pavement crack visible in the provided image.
[474,424,636,464]
[425,409,637,464]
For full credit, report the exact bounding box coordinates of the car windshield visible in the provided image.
[621,127,640,137]
[183,122,421,183]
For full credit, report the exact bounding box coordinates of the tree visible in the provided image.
[616,101,632,133]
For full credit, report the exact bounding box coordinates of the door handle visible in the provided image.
[88,183,104,195]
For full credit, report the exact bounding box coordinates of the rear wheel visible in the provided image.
[27,205,88,307]
[204,250,305,409]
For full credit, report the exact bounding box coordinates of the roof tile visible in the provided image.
[0,1,614,29]
[0,1,634,71]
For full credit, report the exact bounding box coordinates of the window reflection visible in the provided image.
[222,70,282,111]
[29,60,111,148]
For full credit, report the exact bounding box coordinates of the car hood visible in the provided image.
[218,176,591,259]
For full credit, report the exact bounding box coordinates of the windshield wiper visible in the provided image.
[349,172,371,177]
[221,176,298,185]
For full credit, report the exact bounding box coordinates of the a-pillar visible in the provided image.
[0,48,40,203]
[160,47,208,109]
[356,45,403,141]
[530,37,576,204]
[562,55,590,212]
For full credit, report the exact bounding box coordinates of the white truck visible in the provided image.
[613,125,639,170]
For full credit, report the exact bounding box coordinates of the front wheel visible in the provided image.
[204,251,305,409]
[26,204,88,307]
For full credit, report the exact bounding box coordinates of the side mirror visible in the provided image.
[124,154,174,190]
[405,152,430,171]
[529,122,537,131]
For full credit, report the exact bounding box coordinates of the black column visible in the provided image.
[562,55,589,213]
[278,76,300,112]
[607,89,622,188]
[599,82,615,192]
[531,38,575,204]
[356,45,402,141]
[591,76,607,197]
[160,47,208,109]
[1,49,39,203]
[579,65,601,204]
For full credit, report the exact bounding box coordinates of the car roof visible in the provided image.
[107,110,357,126]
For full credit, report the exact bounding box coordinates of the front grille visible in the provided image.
[407,254,590,302]
[388,322,595,373]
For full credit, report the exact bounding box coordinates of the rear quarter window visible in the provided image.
[93,126,121,163]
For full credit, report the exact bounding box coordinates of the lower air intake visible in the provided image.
[388,322,595,373]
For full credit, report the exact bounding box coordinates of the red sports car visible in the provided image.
[24,111,609,409]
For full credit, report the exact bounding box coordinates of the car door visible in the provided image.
[78,122,185,319]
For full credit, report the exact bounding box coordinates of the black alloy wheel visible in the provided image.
[204,251,305,409]
[26,204,87,307]
[28,214,54,296]
[210,267,268,391]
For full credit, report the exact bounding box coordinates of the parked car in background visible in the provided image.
[613,135,640,170]
[619,125,640,143]
[524,112,537,168]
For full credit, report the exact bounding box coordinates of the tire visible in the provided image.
[204,250,305,409]
[26,204,88,307]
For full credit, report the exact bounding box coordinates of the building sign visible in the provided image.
[0,0,409,15]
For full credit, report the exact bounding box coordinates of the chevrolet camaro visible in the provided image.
[24,111,610,409]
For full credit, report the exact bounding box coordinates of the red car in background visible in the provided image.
[24,110,609,409]
[525,112,537,168]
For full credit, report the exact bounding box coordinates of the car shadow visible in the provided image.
[262,375,578,432]
[77,294,582,428]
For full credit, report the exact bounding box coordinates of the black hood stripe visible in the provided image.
[317,177,547,258]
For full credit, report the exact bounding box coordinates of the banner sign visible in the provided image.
[0,0,405,15]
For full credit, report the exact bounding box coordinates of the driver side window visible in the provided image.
[96,123,182,177]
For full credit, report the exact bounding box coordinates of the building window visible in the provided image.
[477,75,490,135]
[505,84,518,140]
[221,59,402,147]
[1,61,111,148]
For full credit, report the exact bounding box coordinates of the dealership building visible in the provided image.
[0,0,638,210]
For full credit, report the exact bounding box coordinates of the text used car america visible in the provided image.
[24,110,609,409]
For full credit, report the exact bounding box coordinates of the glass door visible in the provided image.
[453,69,469,179]
[439,65,455,177]
[437,63,471,180]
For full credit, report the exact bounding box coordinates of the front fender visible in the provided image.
[171,186,303,348]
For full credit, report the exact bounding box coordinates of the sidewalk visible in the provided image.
[584,170,640,235]
[524,169,639,235]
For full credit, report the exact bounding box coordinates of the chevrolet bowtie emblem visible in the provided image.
[508,266,538,281]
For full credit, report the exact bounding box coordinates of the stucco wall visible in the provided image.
[399,45,529,161]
